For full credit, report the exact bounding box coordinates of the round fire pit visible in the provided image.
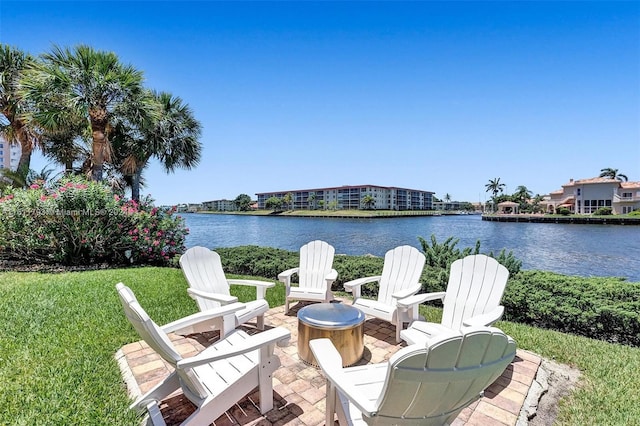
[297,303,365,367]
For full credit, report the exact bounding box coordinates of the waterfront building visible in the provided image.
[0,137,20,171]
[545,177,640,215]
[202,199,238,212]
[256,185,435,210]
[433,200,466,211]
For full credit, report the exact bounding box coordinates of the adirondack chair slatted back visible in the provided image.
[116,283,210,399]
[298,240,335,289]
[180,246,230,310]
[375,328,516,424]
[377,245,426,305]
[441,254,509,330]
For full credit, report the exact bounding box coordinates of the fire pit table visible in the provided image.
[297,303,365,367]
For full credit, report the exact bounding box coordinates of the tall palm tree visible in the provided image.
[114,91,202,201]
[599,168,628,182]
[485,178,506,212]
[0,44,40,174]
[513,185,533,204]
[361,194,375,210]
[19,44,151,182]
[308,192,316,210]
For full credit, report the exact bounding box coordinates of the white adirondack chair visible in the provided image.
[310,326,516,426]
[400,254,510,345]
[278,240,338,314]
[180,246,275,337]
[343,245,426,342]
[116,283,291,426]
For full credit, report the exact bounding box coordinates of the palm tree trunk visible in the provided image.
[13,120,32,176]
[131,168,143,202]
[90,118,108,182]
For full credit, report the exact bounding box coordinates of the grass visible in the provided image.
[1,268,639,424]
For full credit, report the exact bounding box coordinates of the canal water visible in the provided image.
[183,213,640,282]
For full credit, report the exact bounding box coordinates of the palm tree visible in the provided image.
[361,194,375,210]
[0,44,40,175]
[113,91,201,201]
[20,44,152,182]
[308,192,316,210]
[513,185,533,204]
[444,193,451,202]
[485,178,506,212]
[599,168,628,182]
[283,192,293,211]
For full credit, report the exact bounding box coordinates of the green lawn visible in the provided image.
[0,268,638,424]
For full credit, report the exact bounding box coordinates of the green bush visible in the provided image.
[418,234,521,292]
[594,207,612,215]
[557,207,571,215]
[628,209,640,217]
[503,271,640,346]
[0,177,186,266]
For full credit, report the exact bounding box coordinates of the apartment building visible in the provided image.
[546,177,640,215]
[201,199,238,211]
[0,137,20,171]
[256,185,435,211]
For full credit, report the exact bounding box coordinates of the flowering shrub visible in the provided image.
[120,198,188,264]
[0,177,187,266]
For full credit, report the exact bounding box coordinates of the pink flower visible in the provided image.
[114,195,121,201]
[38,234,45,239]
[51,193,58,199]
[30,184,40,190]
[156,231,163,237]
[40,195,47,201]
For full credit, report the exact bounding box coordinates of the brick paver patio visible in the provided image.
[116,300,542,425]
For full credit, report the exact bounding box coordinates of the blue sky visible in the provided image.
[1,1,639,206]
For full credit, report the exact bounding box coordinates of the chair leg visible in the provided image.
[326,379,337,426]
[284,299,290,314]
[258,346,274,414]
[256,314,265,330]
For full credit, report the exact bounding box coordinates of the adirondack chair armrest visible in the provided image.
[187,287,238,304]
[161,302,246,334]
[462,306,504,327]
[343,276,381,298]
[392,285,421,300]
[324,269,338,284]
[396,292,430,310]
[309,338,378,417]
[399,291,446,307]
[278,268,299,286]
[227,279,275,299]
[177,327,291,369]
[309,338,342,371]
